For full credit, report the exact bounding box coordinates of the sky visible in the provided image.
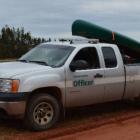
[0,0,140,41]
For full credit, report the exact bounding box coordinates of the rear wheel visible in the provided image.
[24,94,60,131]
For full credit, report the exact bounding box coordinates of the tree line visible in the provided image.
[0,25,47,59]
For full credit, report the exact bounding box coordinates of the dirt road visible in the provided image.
[53,110,140,140]
[1,101,140,140]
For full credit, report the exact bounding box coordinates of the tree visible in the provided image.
[0,25,47,59]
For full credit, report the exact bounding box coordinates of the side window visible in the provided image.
[72,47,100,69]
[102,47,117,68]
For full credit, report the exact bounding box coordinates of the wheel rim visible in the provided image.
[33,102,54,126]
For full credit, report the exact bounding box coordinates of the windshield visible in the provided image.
[19,44,75,67]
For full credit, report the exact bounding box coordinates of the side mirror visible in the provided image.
[70,60,89,72]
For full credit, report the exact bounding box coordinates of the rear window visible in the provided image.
[102,47,117,68]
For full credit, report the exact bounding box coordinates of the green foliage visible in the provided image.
[0,25,47,59]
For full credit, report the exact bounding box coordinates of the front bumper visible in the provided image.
[0,92,28,116]
[0,101,26,116]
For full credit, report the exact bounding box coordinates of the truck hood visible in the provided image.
[0,61,51,78]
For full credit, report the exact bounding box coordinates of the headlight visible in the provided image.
[0,79,20,93]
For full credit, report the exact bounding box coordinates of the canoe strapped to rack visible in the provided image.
[72,19,140,58]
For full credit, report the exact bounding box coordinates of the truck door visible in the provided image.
[101,46,125,102]
[66,47,105,107]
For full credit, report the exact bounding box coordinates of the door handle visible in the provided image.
[94,73,103,78]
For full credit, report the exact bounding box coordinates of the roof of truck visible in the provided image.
[42,41,116,49]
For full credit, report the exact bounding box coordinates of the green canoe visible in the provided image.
[72,19,140,56]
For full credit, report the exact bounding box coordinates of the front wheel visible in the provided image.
[24,94,60,131]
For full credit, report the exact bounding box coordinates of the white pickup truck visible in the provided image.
[0,39,140,131]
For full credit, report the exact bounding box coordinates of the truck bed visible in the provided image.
[124,64,140,99]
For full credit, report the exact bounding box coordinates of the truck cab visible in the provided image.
[65,41,125,107]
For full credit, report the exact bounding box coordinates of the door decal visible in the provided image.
[73,80,94,87]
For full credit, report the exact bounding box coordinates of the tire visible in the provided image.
[24,94,60,131]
